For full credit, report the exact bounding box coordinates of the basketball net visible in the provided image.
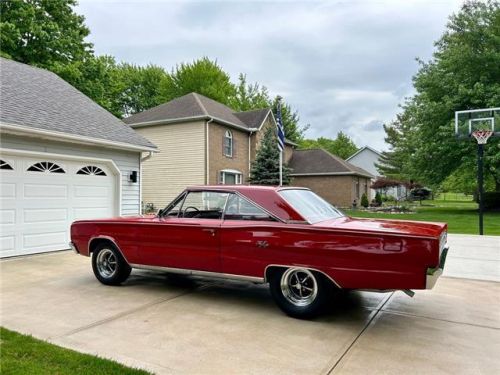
[472,130,493,145]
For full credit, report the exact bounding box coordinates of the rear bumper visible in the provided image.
[426,246,449,289]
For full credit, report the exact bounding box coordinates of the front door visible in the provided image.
[138,191,229,272]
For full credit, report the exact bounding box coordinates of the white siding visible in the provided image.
[0,134,141,215]
[134,121,205,209]
[348,148,381,177]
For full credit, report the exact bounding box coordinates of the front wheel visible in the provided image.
[269,268,333,319]
[92,243,131,285]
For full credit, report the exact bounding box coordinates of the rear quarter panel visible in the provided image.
[221,222,437,289]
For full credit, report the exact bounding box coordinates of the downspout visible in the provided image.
[248,130,254,180]
[139,152,153,215]
[206,118,214,184]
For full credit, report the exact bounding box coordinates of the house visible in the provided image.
[0,58,157,257]
[124,92,295,209]
[346,146,407,200]
[289,149,373,207]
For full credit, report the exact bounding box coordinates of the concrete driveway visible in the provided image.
[1,235,499,374]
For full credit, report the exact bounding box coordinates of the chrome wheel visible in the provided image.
[96,248,117,278]
[280,268,318,307]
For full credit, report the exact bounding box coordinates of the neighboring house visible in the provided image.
[346,146,406,200]
[0,58,157,257]
[124,92,295,209]
[288,149,373,208]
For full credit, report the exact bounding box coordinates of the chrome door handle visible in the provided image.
[202,228,216,236]
[256,240,269,248]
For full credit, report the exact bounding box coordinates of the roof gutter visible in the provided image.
[290,172,374,178]
[128,115,258,133]
[0,122,158,153]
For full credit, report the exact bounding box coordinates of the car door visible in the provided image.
[138,190,229,272]
[220,193,285,277]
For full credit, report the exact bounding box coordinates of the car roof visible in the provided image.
[185,185,309,222]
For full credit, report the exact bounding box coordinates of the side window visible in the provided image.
[180,191,229,219]
[224,194,276,222]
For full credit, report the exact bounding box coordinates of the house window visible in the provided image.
[219,170,242,185]
[223,130,233,157]
[0,160,13,170]
[355,177,360,199]
[77,166,107,176]
[27,162,65,173]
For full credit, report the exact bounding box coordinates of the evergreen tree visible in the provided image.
[361,193,369,208]
[249,127,291,185]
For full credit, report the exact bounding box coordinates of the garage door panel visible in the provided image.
[0,154,118,257]
[23,208,68,223]
[0,183,16,198]
[24,184,68,198]
[23,231,67,249]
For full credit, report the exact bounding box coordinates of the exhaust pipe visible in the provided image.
[402,289,415,297]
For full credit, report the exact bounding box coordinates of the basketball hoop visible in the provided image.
[471,130,493,145]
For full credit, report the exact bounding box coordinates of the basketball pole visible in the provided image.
[477,143,484,235]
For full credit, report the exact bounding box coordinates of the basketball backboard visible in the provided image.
[455,107,500,139]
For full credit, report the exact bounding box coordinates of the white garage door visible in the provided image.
[0,154,118,257]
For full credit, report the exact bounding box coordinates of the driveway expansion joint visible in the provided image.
[50,282,216,341]
[325,291,395,375]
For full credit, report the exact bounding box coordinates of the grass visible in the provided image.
[0,327,151,375]
[345,199,500,235]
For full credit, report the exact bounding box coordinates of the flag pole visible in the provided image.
[277,96,284,187]
[279,149,283,186]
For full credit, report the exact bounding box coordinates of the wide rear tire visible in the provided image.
[92,243,131,285]
[269,268,333,319]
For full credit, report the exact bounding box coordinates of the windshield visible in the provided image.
[279,189,344,224]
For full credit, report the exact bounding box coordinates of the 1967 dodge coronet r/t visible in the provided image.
[70,186,448,318]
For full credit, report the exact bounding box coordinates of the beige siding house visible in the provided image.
[124,93,295,209]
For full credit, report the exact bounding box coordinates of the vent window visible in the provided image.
[27,162,65,173]
[77,166,107,176]
[0,160,13,170]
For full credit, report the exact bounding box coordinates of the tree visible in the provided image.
[230,74,271,111]
[299,132,358,159]
[249,127,291,185]
[162,57,236,105]
[375,192,383,206]
[115,63,170,117]
[381,1,500,190]
[0,0,93,67]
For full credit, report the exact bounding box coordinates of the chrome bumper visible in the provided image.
[426,246,449,289]
[69,241,79,254]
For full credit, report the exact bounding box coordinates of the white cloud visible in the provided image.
[77,0,464,151]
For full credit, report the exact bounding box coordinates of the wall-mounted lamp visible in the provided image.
[129,170,138,183]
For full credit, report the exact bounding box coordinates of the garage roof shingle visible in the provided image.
[0,58,156,150]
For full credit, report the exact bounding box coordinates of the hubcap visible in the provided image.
[280,268,318,307]
[96,249,117,278]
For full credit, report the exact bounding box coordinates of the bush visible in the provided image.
[375,192,383,205]
[361,193,369,208]
[482,192,500,210]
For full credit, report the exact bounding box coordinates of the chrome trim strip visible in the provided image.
[129,263,265,284]
[87,236,130,264]
[264,264,342,288]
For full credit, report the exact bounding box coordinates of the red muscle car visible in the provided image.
[70,186,449,318]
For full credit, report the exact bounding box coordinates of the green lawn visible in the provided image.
[0,327,151,375]
[345,199,500,235]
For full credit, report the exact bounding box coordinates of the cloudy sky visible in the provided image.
[77,0,464,150]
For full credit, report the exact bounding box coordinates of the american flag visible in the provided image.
[276,100,285,152]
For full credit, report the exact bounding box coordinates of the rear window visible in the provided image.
[279,189,344,224]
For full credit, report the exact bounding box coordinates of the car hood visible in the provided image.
[315,216,446,238]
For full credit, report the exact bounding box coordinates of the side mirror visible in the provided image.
[157,209,164,217]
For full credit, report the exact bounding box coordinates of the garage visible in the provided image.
[0,58,157,258]
[0,152,119,257]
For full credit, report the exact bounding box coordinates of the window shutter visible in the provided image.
[222,135,225,156]
[232,138,236,159]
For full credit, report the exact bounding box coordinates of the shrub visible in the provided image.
[375,192,383,205]
[361,193,369,208]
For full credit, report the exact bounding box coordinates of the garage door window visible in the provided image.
[27,162,65,173]
[77,166,107,176]
[0,160,13,170]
